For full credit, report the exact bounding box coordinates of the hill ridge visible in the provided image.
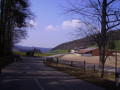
[52,30,120,50]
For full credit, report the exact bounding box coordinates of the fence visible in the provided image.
[45,57,99,72]
[45,57,120,74]
[58,59,98,72]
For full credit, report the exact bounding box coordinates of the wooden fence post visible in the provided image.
[45,58,46,62]
[71,61,73,66]
[94,65,95,71]
[57,58,58,67]
[0,64,1,74]
[84,61,86,73]
[65,61,66,65]
[115,50,119,88]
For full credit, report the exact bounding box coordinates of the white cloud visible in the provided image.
[45,19,81,31]
[28,20,37,27]
[46,25,57,31]
[61,19,80,30]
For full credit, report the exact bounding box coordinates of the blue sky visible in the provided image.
[17,0,80,48]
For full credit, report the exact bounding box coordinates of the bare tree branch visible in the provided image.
[107,0,116,5]
[89,0,102,17]
[62,0,120,77]
[107,22,120,30]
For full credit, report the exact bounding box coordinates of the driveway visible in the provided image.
[0,56,105,90]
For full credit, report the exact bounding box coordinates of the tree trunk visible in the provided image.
[100,61,105,78]
[99,46,106,78]
[98,0,107,78]
[99,47,101,71]
[0,0,5,55]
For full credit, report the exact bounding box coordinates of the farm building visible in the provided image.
[70,50,76,53]
[70,47,86,54]
[76,47,112,56]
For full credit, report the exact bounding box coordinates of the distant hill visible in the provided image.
[13,45,52,52]
[52,37,95,50]
[52,30,120,50]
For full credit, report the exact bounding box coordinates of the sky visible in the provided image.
[17,0,80,48]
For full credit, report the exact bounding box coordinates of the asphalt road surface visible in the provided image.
[0,56,105,90]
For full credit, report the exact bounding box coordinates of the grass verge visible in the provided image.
[34,53,56,57]
[44,58,120,90]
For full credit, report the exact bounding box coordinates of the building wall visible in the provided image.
[71,50,75,53]
[92,48,112,56]
[82,54,92,57]
[92,49,99,56]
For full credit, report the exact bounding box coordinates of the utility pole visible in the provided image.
[115,50,117,75]
[115,50,119,87]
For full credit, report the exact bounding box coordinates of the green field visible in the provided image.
[34,49,69,57]
[14,51,57,57]
[14,51,26,56]
[34,53,56,57]
[48,49,69,54]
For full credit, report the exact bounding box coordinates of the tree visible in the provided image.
[107,40,115,50]
[33,48,42,54]
[0,0,32,56]
[64,0,120,77]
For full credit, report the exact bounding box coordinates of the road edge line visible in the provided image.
[34,77,44,90]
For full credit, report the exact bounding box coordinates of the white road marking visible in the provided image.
[34,77,44,90]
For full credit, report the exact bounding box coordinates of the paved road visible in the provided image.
[0,57,105,90]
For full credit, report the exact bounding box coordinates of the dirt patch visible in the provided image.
[58,54,120,68]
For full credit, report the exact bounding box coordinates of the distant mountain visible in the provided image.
[52,29,120,50]
[13,45,52,52]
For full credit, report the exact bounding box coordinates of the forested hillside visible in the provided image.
[52,30,120,50]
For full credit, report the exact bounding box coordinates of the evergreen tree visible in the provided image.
[0,0,32,56]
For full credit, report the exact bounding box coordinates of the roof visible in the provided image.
[84,47,98,50]
[76,47,98,54]
[76,49,92,54]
